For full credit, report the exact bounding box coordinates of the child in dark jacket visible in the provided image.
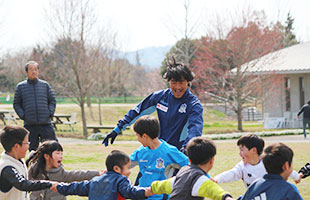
[52,150,153,200]
[27,140,101,200]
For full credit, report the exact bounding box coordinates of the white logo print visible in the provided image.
[178,103,187,113]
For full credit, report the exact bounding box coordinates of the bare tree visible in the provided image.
[161,0,204,74]
[44,0,113,137]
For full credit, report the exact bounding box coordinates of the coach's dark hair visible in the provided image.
[27,140,63,179]
[0,125,29,152]
[163,56,194,82]
[186,137,216,165]
[106,150,130,172]
[237,134,265,155]
[133,115,159,139]
[25,61,39,72]
[263,143,293,175]
[307,100,310,105]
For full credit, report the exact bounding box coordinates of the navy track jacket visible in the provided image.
[113,88,203,149]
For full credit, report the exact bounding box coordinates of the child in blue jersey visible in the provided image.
[240,143,303,200]
[130,115,189,200]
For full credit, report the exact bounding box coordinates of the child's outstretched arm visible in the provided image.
[151,177,174,195]
[0,166,53,192]
[56,181,90,197]
[60,169,100,182]
[118,177,146,199]
[214,162,243,184]
[151,176,233,200]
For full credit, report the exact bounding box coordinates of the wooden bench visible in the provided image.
[87,125,130,133]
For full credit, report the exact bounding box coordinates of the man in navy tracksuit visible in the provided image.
[13,61,57,151]
[240,143,303,200]
[103,57,203,151]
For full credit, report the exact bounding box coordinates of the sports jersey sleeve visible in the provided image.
[289,170,300,181]
[130,145,144,162]
[118,177,146,199]
[1,166,52,192]
[168,146,189,167]
[182,102,203,148]
[214,161,243,184]
[56,181,90,196]
[192,176,231,200]
[113,91,163,133]
[151,177,175,195]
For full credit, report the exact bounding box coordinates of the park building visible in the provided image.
[241,41,310,129]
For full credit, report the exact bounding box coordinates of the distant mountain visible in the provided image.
[121,45,172,70]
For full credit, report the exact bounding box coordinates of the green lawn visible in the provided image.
[49,104,265,139]
[1,140,308,199]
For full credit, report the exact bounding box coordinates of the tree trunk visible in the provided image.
[98,97,102,125]
[237,104,243,131]
[80,101,88,137]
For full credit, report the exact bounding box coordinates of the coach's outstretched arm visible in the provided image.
[102,130,118,146]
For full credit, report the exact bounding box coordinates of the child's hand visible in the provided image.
[99,169,107,176]
[225,197,235,200]
[50,181,59,192]
[295,173,303,184]
[144,187,154,197]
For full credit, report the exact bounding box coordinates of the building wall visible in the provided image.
[264,73,310,118]
[263,76,283,117]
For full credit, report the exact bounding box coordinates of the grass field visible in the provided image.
[1,140,309,199]
[51,104,265,138]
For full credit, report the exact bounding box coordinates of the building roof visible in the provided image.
[238,42,310,74]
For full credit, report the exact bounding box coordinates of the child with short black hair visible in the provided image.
[0,125,57,200]
[130,115,189,200]
[27,140,101,200]
[53,150,153,200]
[151,137,234,200]
[214,134,301,187]
[240,143,302,199]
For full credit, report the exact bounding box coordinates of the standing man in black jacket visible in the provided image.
[13,61,57,151]
[297,100,310,138]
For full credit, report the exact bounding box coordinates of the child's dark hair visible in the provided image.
[0,125,29,152]
[163,56,194,82]
[263,143,293,175]
[237,134,265,155]
[186,137,216,165]
[26,140,63,179]
[133,115,159,139]
[106,150,130,172]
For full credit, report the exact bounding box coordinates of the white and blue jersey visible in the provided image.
[114,88,203,149]
[130,140,189,200]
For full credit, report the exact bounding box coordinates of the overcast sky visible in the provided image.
[1,0,309,53]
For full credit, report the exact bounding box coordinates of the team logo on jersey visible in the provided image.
[157,103,168,112]
[178,103,187,113]
[155,158,165,169]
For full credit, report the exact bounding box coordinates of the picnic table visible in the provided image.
[0,110,9,125]
[87,125,130,133]
[52,113,71,130]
